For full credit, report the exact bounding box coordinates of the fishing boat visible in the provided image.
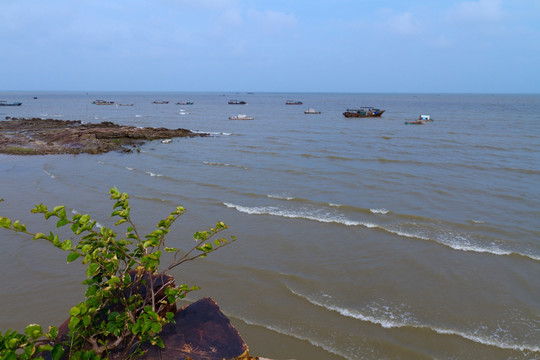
[118,103,134,106]
[0,101,22,106]
[175,101,194,105]
[286,100,303,105]
[304,109,321,114]
[404,119,425,125]
[343,107,385,118]
[152,100,169,104]
[405,115,433,125]
[92,100,115,105]
[228,100,247,105]
[229,114,254,120]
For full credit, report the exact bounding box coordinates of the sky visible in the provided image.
[1,0,539,93]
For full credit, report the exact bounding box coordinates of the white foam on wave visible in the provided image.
[224,202,540,261]
[145,171,162,177]
[266,194,295,201]
[125,167,134,171]
[370,208,389,214]
[195,130,231,136]
[203,161,248,169]
[232,315,349,359]
[223,203,376,227]
[289,287,540,353]
[135,115,143,117]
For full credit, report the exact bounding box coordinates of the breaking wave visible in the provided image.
[289,287,540,354]
[223,202,540,261]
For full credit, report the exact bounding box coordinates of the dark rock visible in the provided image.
[139,297,249,360]
[0,117,209,155]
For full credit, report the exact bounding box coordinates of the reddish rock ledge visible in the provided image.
[0,117,208,155]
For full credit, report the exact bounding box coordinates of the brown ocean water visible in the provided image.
[0,91,539,359]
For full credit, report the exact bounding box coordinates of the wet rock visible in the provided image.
[0,117,208,155]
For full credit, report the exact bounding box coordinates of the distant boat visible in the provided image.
[343,107,385,118]
[405,114,433,125]
[286,100,303,105]
[229,114,254,120]
[152,100,169,104]
[175,101,194,105]
[228,100,246,105]
[161,139,172,144]
[0,101,22,106]
[92,100,115,105]
[404,119,425,125]
[118,103,134,106]
[304,108,321,114]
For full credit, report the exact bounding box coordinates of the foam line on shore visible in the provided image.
[288,287,540,354]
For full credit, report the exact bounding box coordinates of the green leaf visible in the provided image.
[69,306,81,316]
[2,350,17,360]
[56,218,68,228]
[68,316,80,331]
[25,324,43,340]
[51,344,65,360]
[60,239,72,251]
[86,263,99,277]
[67,252,81,263]
[0,216,12,228]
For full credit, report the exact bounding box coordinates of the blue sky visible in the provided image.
[2,0,539,93]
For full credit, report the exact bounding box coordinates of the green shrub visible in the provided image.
[0,188,235,359]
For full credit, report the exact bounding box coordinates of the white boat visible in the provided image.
[161,139,172,144]
[304,108,321,114]
[229,114,254,120]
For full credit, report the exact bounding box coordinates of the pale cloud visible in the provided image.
[247,9,298,34]
[386,11,423,36]
[449,0,503,23]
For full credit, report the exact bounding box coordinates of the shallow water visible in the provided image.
[1,91,539,359]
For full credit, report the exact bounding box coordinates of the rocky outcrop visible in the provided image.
[139,297,250,360]
[0,117,208,155]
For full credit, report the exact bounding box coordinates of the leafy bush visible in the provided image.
[0,188,235,359]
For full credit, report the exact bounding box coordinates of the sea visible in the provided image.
[0,91,539,360]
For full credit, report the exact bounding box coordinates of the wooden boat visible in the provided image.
[152,100,169,104]
[0,101,22,106]
[92,100,115,105]
[286,100,303,105]
[343,107,385,118]
[404,120,425,125]
[304,109,321,114]
[175,101,194,105]
[229,114,254,120]
[228,100,246,105]
[405,115,433,125]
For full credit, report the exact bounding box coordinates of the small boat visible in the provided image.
[229,114,254,120]
[343,107,385,118]
[92,100,115,105]
[161,139,172,144]
[404,119,425,125]
[405,115,433,125]
[175,101,194,105]
[304,108,321,114]
[118,103,134,106]
[228,100,247,105]
[152,100,169,104]
[286,100,303,105]
[0,101,22,106]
